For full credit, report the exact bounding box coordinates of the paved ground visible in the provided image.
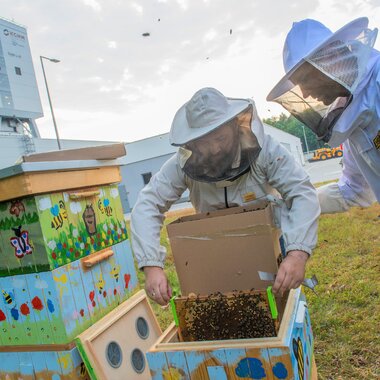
[304,157,343,184]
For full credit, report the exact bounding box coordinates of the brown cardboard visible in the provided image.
[167,202,282,295]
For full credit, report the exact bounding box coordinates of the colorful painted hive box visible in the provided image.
[0,240,138,346]
[0,184,128,276]
[147,289,317,380]
[0,345,89,380]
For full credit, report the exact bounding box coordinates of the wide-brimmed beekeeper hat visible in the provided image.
[267,17,377,100]
[170,87,251,146]
[266,17,377,142]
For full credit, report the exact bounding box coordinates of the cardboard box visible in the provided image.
[167,201,282,295]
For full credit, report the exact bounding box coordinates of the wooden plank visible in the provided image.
[245,348,273,380]
[166,350,191,380]
[146,351,172,380]
[311,356,318,380]
[224,348,250,380]
[0,351,21,379]
[267,347,294,379]
[185,349,229,380]
[0,166,121,202]
[22,143,126,162]
[112,240,138,304]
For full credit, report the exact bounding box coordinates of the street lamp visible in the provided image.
[301,124,310,154]
[40,55,61,150]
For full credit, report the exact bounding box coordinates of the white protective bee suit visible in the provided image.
[131,88,320,270]
[267,18,380,213]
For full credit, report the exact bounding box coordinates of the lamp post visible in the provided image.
[40,55,61,150]
[301,124,310,154]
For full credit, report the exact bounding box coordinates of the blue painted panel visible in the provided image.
[10,274,40,345]
[146,351,171,380]
[44,351,63,377]
[52,265,79,340]
[66,261,92,331]
[37,271,67,343]
[112,240,138,303]
[18,352,34,376]
[0,352,20,376]
[24,272,55,344]
[184,350,206,374]
[31,351,48,374]
[208,365,228,380]
[166,350,191,379]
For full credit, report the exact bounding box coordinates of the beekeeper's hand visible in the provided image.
[272,250,309,296]
[143,266,172,306]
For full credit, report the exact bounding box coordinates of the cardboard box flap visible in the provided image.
[172,199,270,224]
[167,204,282,296]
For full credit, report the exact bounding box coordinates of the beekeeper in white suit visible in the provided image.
[267,17,380,213]
[131,87,320,305]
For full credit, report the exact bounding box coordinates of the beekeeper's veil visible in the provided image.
[169,88,263,182]
[267,18,378,142]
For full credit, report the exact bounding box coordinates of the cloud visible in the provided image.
[130,2,143,14]
[107,41,117,49]
[38,197,52,211]
[70,202,82,214]
[34,278,49,289]
[82,0,102,12]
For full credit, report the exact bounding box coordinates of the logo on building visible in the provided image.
[3,28,25,40]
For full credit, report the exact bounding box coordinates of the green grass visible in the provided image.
[127,203,380,379]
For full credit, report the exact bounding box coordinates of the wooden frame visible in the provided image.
[76,290,162,380]
[147,289,318,380]
[0,166,121,201]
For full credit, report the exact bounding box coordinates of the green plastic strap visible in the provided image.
[170,292,179,326]
[267,286,278,320]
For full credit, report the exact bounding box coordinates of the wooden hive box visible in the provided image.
[166,200,283,295]
[0,182,129,276]
[76,290,162,380]
[0,344,89,379]
[174,289,286,343]
[0,240,138,347]
[147,289,317,380]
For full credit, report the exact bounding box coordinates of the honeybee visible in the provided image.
[98,199,113,217]
[50,200,68,230]
[95,273,105,294]
[2,289,15,308]
[110,265,121,283]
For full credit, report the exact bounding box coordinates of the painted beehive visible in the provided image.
[0,184,128,276]
[0,345,89,379]
[0,240,138,346]
[147,289,317,380]
[76,290,162,380]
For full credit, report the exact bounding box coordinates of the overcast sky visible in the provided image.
[1,0,380,143]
